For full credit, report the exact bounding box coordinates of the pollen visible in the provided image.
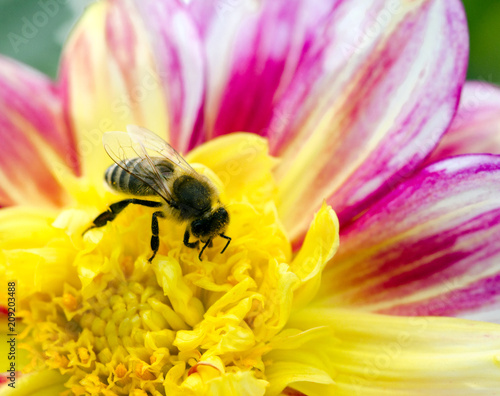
[114,363,128,378]
[13,136,339,395]
[134,362,156,381]
[62,293,78,311]
[78,347,90,364]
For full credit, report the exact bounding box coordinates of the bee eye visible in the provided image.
[190,219,206,237]
[191,220,201,230]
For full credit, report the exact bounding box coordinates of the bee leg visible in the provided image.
[183,229,199,249]
[219,234,232,254]
[148,211,166,262]
[198,239,213,261]
[83,199,162,235]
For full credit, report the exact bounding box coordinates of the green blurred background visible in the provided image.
[0,0,499,84]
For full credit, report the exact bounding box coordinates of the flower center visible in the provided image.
[15,135,339,395]
[22,186,298,394]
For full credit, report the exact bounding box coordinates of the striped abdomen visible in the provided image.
[105,157,174,196]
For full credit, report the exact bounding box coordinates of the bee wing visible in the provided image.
[103,129,177,203]
[125,125,196,174]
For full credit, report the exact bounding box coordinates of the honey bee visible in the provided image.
[84,125,230,262]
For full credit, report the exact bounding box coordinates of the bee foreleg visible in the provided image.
[198,239,213,261]
[183,229,199,249]
[219,234,231,254]
[149,211,166,262]
[83,198,162,235]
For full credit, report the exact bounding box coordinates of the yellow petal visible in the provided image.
[153,257,204,327]
[272,307,500,395]
[267,327,331,351]
[205,370,268,396]
[0,315,31,386]
[265,362,334,396]
[0,207,79,303]
[264,327,337,396]
[0,370,67,396]
[187,133,277,209]
[61,0,168,185]
[0,207,58,250]
[290,203,339,309]
[252,260,299,342]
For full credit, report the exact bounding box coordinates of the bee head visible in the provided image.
[190,206,229,240]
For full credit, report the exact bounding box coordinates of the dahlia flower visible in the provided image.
[2,0,500,395]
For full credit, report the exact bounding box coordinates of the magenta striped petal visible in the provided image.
[132,0,205,152]
[281,0,468,243]
[59,0,205,184]
[189,0,343,141]
[426,81,500,164]
[0,56,76,207]
[316,155,500,320]
[191,0,468,244]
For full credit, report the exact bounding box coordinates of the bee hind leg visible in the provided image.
[83,198,162,236]
[149,211,166,262]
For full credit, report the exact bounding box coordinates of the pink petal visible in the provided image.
[0,56,76,207]
[280,0,468,243]
[426,81,500,163]
[190,0,342,140]
[191,0,468,244]
[132,0,205,152]
[317,155,500,319]
[60,0,204,185]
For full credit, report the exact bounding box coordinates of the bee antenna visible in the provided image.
[219,234,231,254]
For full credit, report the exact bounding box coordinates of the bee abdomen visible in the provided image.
[105,158,174,196]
